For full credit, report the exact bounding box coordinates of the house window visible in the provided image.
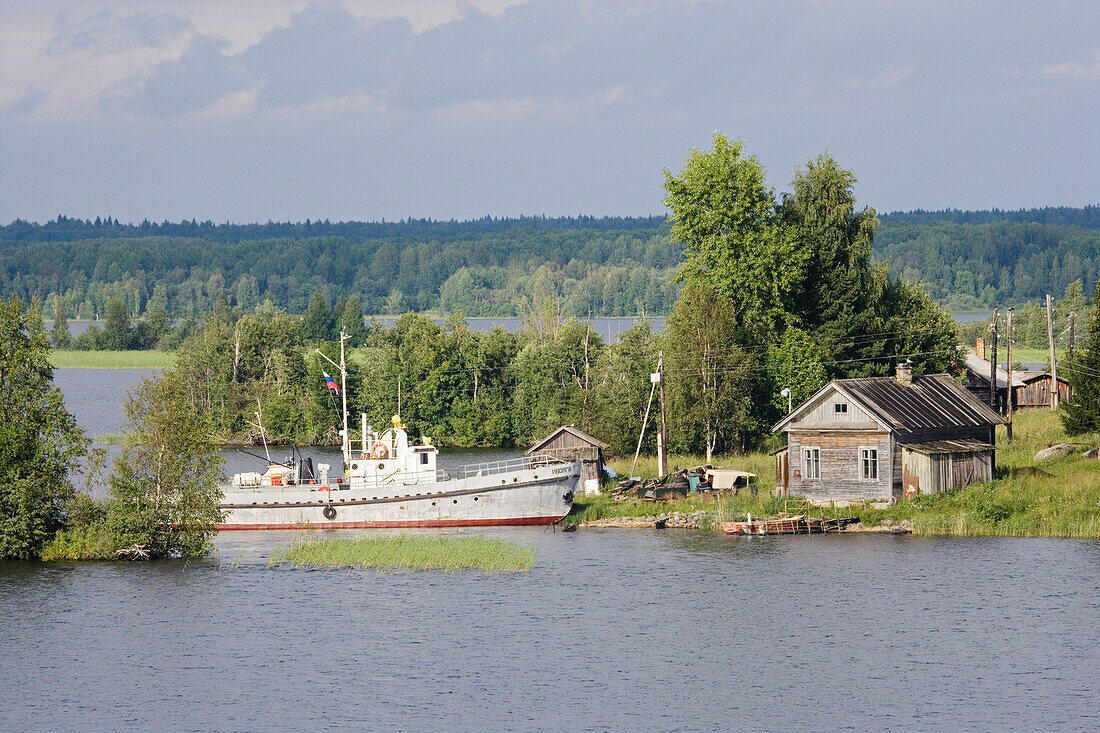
[860,448,878,480]
[420,453,429,465]
[802,448,820,480]
[834,403,848,414]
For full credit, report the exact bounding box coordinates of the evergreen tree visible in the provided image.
[339,295,368,347]
[103,296,133,349]
[1061,279,1100,435]
[299,292,337,342]
[51,297,72,349]
[0,297,86,559]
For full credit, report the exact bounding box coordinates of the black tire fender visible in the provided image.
[323,504,337,520]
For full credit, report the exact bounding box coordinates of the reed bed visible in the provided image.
[50,350,177,369]
[269,533,538,573]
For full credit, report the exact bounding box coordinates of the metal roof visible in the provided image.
[527,425,609,453]
[964,351,1023,388]
[902,439,995,455]
[835,373,1005,431]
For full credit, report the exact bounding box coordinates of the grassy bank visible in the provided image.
[50,350,176,369]
[269,533,538,573]
[582,411,1100,538]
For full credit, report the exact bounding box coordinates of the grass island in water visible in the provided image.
[269,533,538,573]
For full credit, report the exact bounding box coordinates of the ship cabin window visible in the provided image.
[802,447,820,480]
[834,403,848,414]
[420,453,429,465]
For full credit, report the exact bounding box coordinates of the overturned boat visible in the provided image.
[217,334,580,530]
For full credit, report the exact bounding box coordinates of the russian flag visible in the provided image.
[322,371,340,395]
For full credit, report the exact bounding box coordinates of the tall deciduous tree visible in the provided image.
[663,132,804,339]
[103,296,133,349]
[107,370,225,558]
[299,292,337,342]
[0,297,86,559]
[51,296,72,349]
[663,283,756,460]
[338,295,368,347]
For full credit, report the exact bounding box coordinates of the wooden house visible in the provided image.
[773,362,1005,504]
[527,426,608,488]
[964,350,1071,412]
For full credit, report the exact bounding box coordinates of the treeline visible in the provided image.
[877,221,1100,310]
[1,229,680,319]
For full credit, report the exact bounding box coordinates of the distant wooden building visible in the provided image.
[527,426,608,487]
[964,350,1070,412]
[773,362,1005,504]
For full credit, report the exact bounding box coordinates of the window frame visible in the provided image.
[859,446,878,481]
[802,447,821,480]
[833,402,848,414]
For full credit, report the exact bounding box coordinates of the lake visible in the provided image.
[1,369,1095,731]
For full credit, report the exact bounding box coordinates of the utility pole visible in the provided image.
[989,308,998,411]
[1005,309,1013,441]
[655,351,668,479]
[1068,312,1076,365]
[1046,294,1058,410]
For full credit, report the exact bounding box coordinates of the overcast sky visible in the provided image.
[1,0,1098,223]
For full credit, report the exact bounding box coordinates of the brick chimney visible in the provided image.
[896,360,913,385]
[976,337,985,360]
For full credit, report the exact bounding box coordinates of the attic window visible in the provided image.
[834,403,848,414]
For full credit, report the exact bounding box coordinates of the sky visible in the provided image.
[1,0,1098,223]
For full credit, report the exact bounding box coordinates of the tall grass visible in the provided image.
[269,533,538,573]
[50,350,176,369]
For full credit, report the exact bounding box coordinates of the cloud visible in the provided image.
[841,66,914,93]
[1041,51,1100,79]
[1,86,46,124]
[47,9,191,56]
[115,35,246,118]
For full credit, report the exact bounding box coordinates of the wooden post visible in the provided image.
[989,308,998,411]
[1046,294,1059,410]
[657,351,668,479]
[1005,308,1013,441]
[1068,312,1076,365]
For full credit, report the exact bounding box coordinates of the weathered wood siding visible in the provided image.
[786,431,892,502]
[1015,379,1071,408]
[902,449,994,494]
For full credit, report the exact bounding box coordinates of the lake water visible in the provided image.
[2,369,1095,730]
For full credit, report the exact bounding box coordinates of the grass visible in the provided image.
[269,533,538,573]
[582,411,1100,538]
[50,350,176,369]
[39,525,118,561]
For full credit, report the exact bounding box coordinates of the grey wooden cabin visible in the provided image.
[527,425,608,486]
[773,362,1005,504]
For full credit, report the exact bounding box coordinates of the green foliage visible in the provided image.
[51,297,72,349]
[299,292,337,342]
[106,370,226,558]
[103,297,134,350]
[1061,278,1100,434]
[767,327,827,413]
[663,283,757,458]
[0,297,87,559]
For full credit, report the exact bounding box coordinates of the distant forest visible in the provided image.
[1,206,1097,317]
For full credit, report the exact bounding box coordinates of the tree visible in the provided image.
[51,297,72,349]
[299,292,337,342]
[663,283,756,459]
[1061,279,1100,435]
[663,132,804,339]
[338,295,368,347]
[0,297,86,559]
[107,369,225,557]
[103,296,133,349]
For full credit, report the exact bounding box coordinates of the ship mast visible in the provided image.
[315,331,352,465]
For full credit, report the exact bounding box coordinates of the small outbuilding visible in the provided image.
[527,425,609,490]
[773,362,1005,504]
[964,350,1071,412]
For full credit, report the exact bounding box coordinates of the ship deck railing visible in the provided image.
[458,453,568,479]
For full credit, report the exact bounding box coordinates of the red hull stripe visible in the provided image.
[216,515,567,530]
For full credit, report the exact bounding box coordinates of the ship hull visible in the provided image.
[217,462,579,530]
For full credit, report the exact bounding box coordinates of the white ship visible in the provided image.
[217,334,580,530]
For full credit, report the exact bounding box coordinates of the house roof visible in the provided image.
[526,425,609,453]
[964,350,1024,388]
[774,373,1005,433]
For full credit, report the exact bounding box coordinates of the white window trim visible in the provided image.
[802,447,820,480]
[859,446,878,481]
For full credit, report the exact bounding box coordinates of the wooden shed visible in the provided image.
[773,362,1004,504]
[527,426,608,487]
